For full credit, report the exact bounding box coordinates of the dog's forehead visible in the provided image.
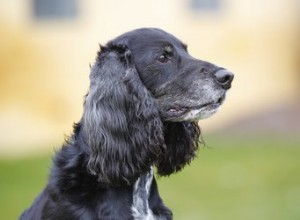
[139,33,184,48]
[113,28,185,50]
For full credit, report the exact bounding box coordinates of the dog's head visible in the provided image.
[111,28,233,122]
[81,28,233,185]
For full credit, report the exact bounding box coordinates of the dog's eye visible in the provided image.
[157,54,168,63]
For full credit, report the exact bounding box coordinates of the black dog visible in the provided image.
[20,28,233,220]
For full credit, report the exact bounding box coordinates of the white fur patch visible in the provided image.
[183,106,220,121]
[132,168,155,220]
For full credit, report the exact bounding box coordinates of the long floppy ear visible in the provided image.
[156,122,201,176]
[81,44,165,185]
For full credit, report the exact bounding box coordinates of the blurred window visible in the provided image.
[189,0,221,11]
[33,0,79,20]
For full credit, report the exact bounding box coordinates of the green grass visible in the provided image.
[0,155,52,219]
[1,136,300,220]
[159,136,300,220]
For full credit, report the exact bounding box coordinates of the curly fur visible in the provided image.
[20,28,233,220]
[83,45,165,185]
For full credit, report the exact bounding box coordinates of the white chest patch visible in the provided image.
[131,168,155,220]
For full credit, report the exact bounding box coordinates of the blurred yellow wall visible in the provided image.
[0,0,299,156]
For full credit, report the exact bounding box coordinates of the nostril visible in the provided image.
[222,75,231,83]
[214,69,234,89]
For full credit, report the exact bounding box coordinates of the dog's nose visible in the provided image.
[214,69,234,89]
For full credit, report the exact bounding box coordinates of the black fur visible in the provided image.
[20,28,233,220]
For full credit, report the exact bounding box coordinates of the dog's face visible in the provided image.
[83,28,233,182]
[111,28,234,122]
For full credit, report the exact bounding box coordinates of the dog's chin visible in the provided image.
[163,103,221,122]
[182,104,220,121]
[160,92,227,122]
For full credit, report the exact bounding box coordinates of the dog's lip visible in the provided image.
[167,107,189,116]
[166,95,225,118]
[166,96,225,116]
[167,102,217,114]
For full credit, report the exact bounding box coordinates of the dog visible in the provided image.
[20,28,233,220]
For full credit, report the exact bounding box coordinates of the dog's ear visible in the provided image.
[156,122,201,176]
[81,44,165,185]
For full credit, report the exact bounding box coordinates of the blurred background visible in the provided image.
[0,0,299,219]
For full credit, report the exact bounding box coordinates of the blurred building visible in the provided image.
[0,0,299,156]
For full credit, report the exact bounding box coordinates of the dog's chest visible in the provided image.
[131,168,155,220]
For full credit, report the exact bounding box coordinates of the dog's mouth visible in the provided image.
[164,95,225,121]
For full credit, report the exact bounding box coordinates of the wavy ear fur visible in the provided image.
[82,44,165,185]
[157,122,201,176]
